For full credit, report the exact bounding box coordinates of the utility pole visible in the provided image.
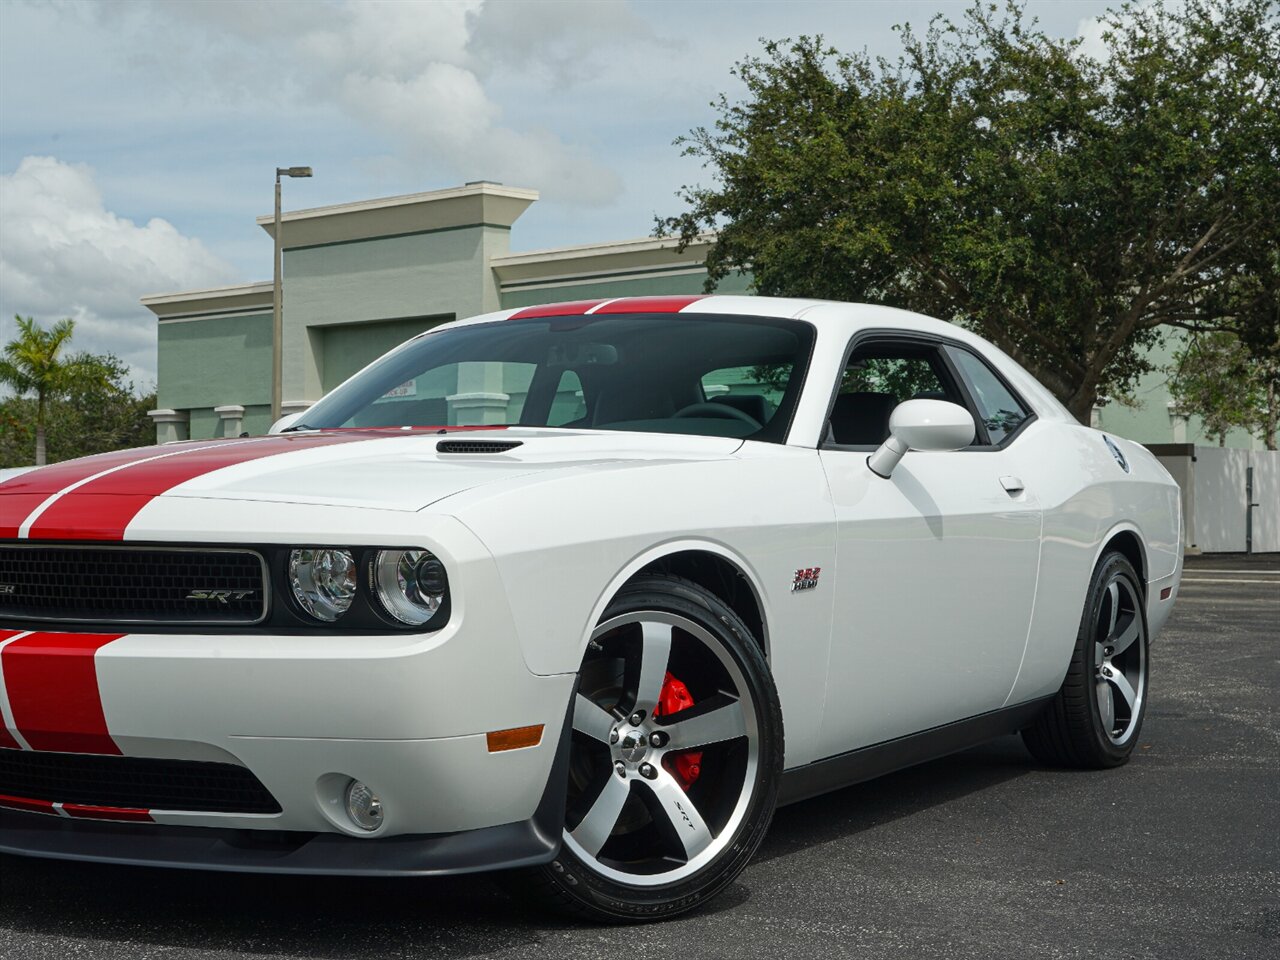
[272,166,313,425]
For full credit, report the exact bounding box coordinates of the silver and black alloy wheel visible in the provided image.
[523,574,782,921]
[1022,550,1150,768]
[565,610,760,885]
[1092,574,1146,746]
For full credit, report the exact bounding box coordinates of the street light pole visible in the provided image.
[271,166,312,426]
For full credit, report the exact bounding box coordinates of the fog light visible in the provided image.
[344,779,383,831]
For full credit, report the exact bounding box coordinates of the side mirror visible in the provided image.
[268,412,306,434]
[867,399,975,478]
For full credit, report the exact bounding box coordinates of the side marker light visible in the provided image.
[486,724,544,752]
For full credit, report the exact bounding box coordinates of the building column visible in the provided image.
[1167,400,1188,444]
[214,404,246,438]
[272,400,312,430]
[148,408,189,445]
[446,392,511,425]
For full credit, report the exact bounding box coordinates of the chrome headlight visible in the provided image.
[288,548,357,622]
[373,549,447,625]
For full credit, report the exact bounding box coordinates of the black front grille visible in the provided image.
[0,750,281,814]
[0,545,267,624]
[436,440,524,454]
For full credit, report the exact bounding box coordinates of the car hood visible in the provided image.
[0,428,743,537]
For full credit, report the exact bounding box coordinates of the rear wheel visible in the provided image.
[523,574,782,922]
[1022,551,1149,768]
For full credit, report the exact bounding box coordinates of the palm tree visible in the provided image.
[0,316,97,465]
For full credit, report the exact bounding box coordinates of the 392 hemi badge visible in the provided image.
[792,567,821,592]
[186,589,255,604]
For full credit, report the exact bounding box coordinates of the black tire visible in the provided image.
[1022,551,1149,769]
[518,574,783,922]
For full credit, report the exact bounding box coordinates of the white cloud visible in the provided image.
[0,156,236,389]
[1074,0,1187,62]
[121,0,627,205]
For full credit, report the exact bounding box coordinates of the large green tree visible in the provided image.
[1167,331,1269,447]
[0,316,146,466]
[660,0,1280,422]
[1,316,93,465]
[1196,237,1280,448]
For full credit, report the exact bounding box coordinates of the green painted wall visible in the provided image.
[1094,329,1262,449]
[281,225,507,401]
[284,226,501,325]
[157,312,271,409]
[499,269,753,309]
[319,315,452,391]
[240,404,274,438]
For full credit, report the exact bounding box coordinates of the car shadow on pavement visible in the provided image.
[0,737,1031,958]
[756,734,1036,865]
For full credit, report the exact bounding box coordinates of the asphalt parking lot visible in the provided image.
[1,554,1276,960]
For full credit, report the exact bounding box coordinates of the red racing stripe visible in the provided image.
[62,803,153,822]
[2,632,125,754]
[26,433,366,541]
[0,793,57,815]
[506,299,608,320]
[0,629,23,749]
[589,295,708,314]
[0,443,227,538]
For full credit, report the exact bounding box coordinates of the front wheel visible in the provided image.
[1022,551,1149,768]
[522,574,783,922]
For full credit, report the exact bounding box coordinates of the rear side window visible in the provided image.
[950,348,1031,444]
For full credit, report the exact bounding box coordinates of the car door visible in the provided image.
[815,334,1043,758]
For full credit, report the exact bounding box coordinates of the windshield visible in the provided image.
[297,313,815,443]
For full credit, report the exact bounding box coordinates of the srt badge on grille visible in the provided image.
[791,567,821,592]
[187,589,255,604]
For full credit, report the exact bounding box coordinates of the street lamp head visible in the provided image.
[278,166,313,178]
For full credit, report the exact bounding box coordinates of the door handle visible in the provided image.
[999,476,1025,495]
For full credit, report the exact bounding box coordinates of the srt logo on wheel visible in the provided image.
[791,567,821,592]
[674,799,695,829]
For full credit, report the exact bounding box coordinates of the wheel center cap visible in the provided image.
[620,733,647,764]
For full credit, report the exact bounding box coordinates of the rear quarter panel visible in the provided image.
[1007,423,1181,705]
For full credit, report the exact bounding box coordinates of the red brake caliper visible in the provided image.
[654,671,702,789]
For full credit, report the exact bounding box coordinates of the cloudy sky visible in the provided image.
[0,0,1114,389]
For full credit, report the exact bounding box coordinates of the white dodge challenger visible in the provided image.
[0,295,1181,920]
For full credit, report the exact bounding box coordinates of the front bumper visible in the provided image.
[0,703,572,875]
[0,516,577,873]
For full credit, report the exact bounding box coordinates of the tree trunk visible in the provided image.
[1066,389,1097,427]
[35,390,46,466]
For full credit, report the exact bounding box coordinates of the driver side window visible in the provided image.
[827,341,966,447]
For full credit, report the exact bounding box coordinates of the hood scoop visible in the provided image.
[436,439,524,455]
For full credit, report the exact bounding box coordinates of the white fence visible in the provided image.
[1149,444,1280,553]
